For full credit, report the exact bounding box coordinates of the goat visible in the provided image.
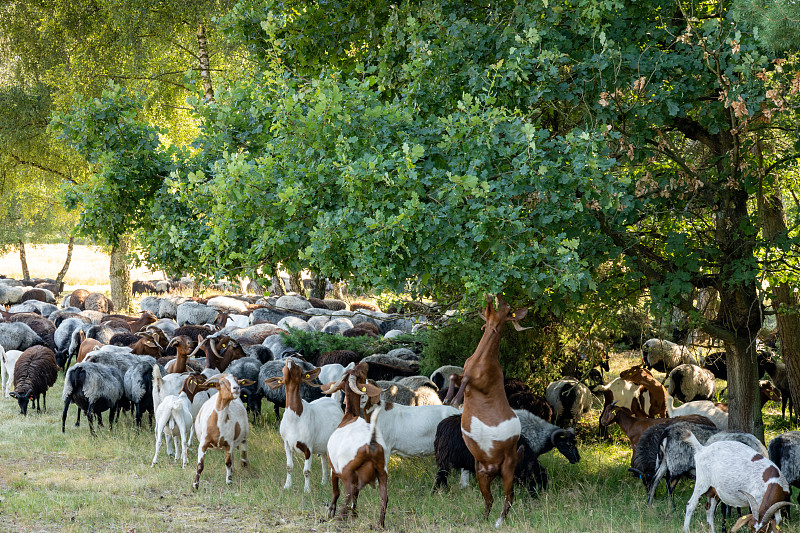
[192,373,255,488]
[683,430,790,533]
[263,359,344,492]
[321,362,389,528]
[1,346,23,397]
[619,364,667,418]
[447,295,526,527]
[151,385,194,468]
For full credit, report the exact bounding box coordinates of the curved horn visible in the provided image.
[348,374,365,395]
[739,490,761,522]
[550,428,568,446]
[322,373,347,394]
[166,337,178,349]
[209,337,221,358]
[761,501,793,523]
[188,337,208,358]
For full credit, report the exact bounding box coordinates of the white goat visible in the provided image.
[364,395,460,457]
[1,347,23,398]
[151,391,193,468]
[667,393,728,430]
[682,430,791,533]
[152,366,216,420]
[192,373,254,488]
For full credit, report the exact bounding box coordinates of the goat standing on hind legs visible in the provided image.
[449,295,528,528]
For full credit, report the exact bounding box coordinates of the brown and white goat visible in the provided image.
[448,295,527,527]
[192,373,255,488]
[618,365,667,418]
[321,362,389,528]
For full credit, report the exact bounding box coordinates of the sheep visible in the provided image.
[68,288,90,309]
[83,346,155,376]
[641,338,698,373]
[683,430,791,533]
[225,356,264,417]
[316,349,362,367]
[395,375,438,391]
[376,380,443,406]
[545,378,593,427]
[668,363,716,402]
[124,360,166,427]
[177,301,220,326]
[151,389,194,468]
[666,393,729,430]
[192,373,254,488]
[363,394,459,458]
[258,358,324,421]
[54,317,90,366]
[0,322,43,352]
[767,431,800,508]
[62,362,125,436]
[10,346,58,415]
[8,314,56,351]
[430,365,464,390]
[83,292,113,313]
[263,359,344,491]
[648,424,768,506]
[507,391,553,422]
[321,362,389,528]
[1,347,23,397]
[433,409,580,495]
[66,324,119,367]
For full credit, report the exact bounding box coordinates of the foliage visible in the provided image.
[279,327,420,364]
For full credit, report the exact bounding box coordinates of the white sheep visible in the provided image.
[642,338,698,373]
[682,430,791,533]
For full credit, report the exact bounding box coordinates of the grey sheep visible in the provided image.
[641,338,698,373]
[83,347,156,376]
[0,322,43,352]
[9,314,56,351]
[395,375,438,391]
[375,380,442,406]
[62,362,124,436]
[176,301,219,326]
[545,378,593,427]
[54,317,91,367]
[430,365,464,390]
[124,360,166,427]
[66,324,119,361]
[84,292,113,313]
[321,318,354,335]
[668,364,716,402]
[0,284,27,305]
[11,345,58,415]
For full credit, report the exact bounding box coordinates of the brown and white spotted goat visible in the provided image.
[322,362,389,528]
[449,295,528,527]
[192,373,255,488]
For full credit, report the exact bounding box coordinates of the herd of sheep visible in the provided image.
[1,275,800,531]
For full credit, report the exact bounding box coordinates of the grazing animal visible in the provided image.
[767,431,800,509]
[545,378,593,427]
[192,374,255,488]
[666,393,728,430]
[448,295,527,527]
[11,346,58,415]
[682,430,790,533]
[62,362,125,436]
[263,359,344,492]
[321,362,389,528]
[668,364,716,402]
[641,338,698,373]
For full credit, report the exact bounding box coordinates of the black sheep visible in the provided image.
[316,349,362,367]
[11,346,59,415]
[62,362,124,436]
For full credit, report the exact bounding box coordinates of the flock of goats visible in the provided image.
[1,277,800,532]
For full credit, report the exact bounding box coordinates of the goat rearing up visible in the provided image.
[449,295,527,528]
[321,362,389,528]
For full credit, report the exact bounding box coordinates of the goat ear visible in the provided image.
[730,515,752,532]
[9,391,17,398]
[364,382,383,398]
[263,377,283,390]
[238,379,256,387]
[303,367,322,382]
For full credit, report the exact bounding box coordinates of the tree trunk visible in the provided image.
[55,236,74,293]
[196,23,214,102]
[289,270,306,298]
[310,272,327,299]
[18,241,30,281]
[331,281,344,300]
[272,265,286,296]
[760,192,800,425]
[109,234,133,314]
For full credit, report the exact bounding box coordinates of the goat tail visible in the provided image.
[368,406,382,451]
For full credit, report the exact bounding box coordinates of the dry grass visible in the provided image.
[0,243,160,291]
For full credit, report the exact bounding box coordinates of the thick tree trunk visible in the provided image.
[289,270,306,298]
[272,265,286,296]
[761,192,800,425]
[55,236,74,293]
[18,241,30,281]
[331,281,344,300]
[196,23,214,102]
[310,272,327,299]
[109,234,133,314]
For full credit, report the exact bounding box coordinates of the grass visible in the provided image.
[3,350,800,532]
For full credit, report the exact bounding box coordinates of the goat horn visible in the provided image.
[761,501,792,523]
[550,429,567,446]
[166,337,178,349]
[323,373,347,394]
[348,374,365,396]
[188,337,208,358]
[209,337,221,358]
[739,490,761,522]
